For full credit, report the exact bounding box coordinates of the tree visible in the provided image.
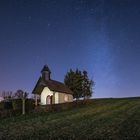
[64,69,94,100]
[64,69,83,100]
[82,71,94,99]
[15,90,28,115]
[1,91,13,99]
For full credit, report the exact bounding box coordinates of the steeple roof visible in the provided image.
[41,65,51,73]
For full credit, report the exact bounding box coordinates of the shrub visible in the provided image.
[0,101,5,110]
[12,99,22,111]
[4,100,13,110]
[12,98,35,113]
[0,101,13,118]
[25,99,35,112]
[0,98,35,118]
[38,100,88,112]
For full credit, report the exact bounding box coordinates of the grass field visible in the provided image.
[0,97,140,140]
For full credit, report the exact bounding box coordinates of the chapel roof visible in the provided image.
[32,77,73,95]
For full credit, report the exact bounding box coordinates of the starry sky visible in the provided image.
[0,0,140,98]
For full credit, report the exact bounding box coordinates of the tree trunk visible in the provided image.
[22,99,25,115]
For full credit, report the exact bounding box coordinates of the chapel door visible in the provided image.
[46,95,52,105]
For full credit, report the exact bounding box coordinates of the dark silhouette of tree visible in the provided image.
[1,91,13,99]
[82,71,94,99]
[64,69,83,100]
[15,89,28,115]
[64,69,94,100]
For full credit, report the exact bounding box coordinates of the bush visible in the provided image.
[12,99,22,111]
[25,99,35,112]
[12,98,35,113]
[0,100,13,110]
[4,100,13,110]
[0,98,35,118]
[0,101,5,110]
[0,101,13,118]
[37,100,89,113]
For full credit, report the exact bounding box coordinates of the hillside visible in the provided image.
[0,97,140,140]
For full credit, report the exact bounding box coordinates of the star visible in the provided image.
[47,23,51,27]
[28,16,32,21]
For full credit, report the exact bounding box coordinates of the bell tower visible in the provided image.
[41,65,51,81]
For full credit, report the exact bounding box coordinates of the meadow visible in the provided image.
[0,97,140,140]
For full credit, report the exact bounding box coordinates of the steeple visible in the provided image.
[41,65,51,81]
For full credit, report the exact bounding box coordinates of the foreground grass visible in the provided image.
[0,97,140,140]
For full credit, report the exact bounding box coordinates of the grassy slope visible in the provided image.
[0,97,140,140]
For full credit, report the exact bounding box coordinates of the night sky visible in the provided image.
[0,0,140,98]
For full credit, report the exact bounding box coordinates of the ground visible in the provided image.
[0,97,140,140]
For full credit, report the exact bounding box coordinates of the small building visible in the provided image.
[32,65,73,105]
[0,97,4,102]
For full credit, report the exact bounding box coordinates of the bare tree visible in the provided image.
[1,91,14,99]
[15,89,28,115]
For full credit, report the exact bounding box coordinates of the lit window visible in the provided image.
[64,95,68,102]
